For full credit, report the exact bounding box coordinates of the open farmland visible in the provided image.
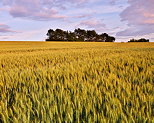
[0,42,154,122]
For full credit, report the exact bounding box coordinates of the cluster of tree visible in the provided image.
[128,38,149,42]
[46,28,115,42]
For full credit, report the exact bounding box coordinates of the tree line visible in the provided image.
[128,38,149,42]
[46,28,115,42]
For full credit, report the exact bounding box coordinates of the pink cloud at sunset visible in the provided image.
[117,0,154,36]
[0,0,154,41]
[0,23,17,33]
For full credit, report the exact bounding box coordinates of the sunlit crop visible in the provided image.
[0,42,154,122]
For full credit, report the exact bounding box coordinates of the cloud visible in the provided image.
[0,0,124,21]
[117,0,154,36]
[1,0,69,21]
[73,14,92,19]
[78,19,106,32]
[9,5,66,21]
[0,28,46,41]
[109,0,116,5]
[0,0,93,21]
[0,23,17,33]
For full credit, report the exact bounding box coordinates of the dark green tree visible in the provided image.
[98,33,115,42]
[46,29,55,41]
[55,29,65,41]
[74,28,87,41]
[46,28,116,42]
[66,31,76,41]
[87,30,97,41]
[128,38,149,42]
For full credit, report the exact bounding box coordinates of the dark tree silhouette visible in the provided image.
[66,31,76,41]
[46,28,115,42]
[74,28,87,41]
[128,38,149,42]
[46,29,55,41]
[86,30,97,41]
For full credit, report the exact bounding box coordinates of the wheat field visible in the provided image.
[0,42,154,122]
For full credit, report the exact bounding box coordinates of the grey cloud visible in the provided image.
[79,19,106,32]
[0,24,17,33]
[117,0,154,36]
[1,0,91,21]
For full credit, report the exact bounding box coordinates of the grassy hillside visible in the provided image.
[0,42,154,122]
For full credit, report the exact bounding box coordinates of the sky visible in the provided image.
[0,0,154,42]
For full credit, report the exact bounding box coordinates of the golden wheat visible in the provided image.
[0,42,154,122]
